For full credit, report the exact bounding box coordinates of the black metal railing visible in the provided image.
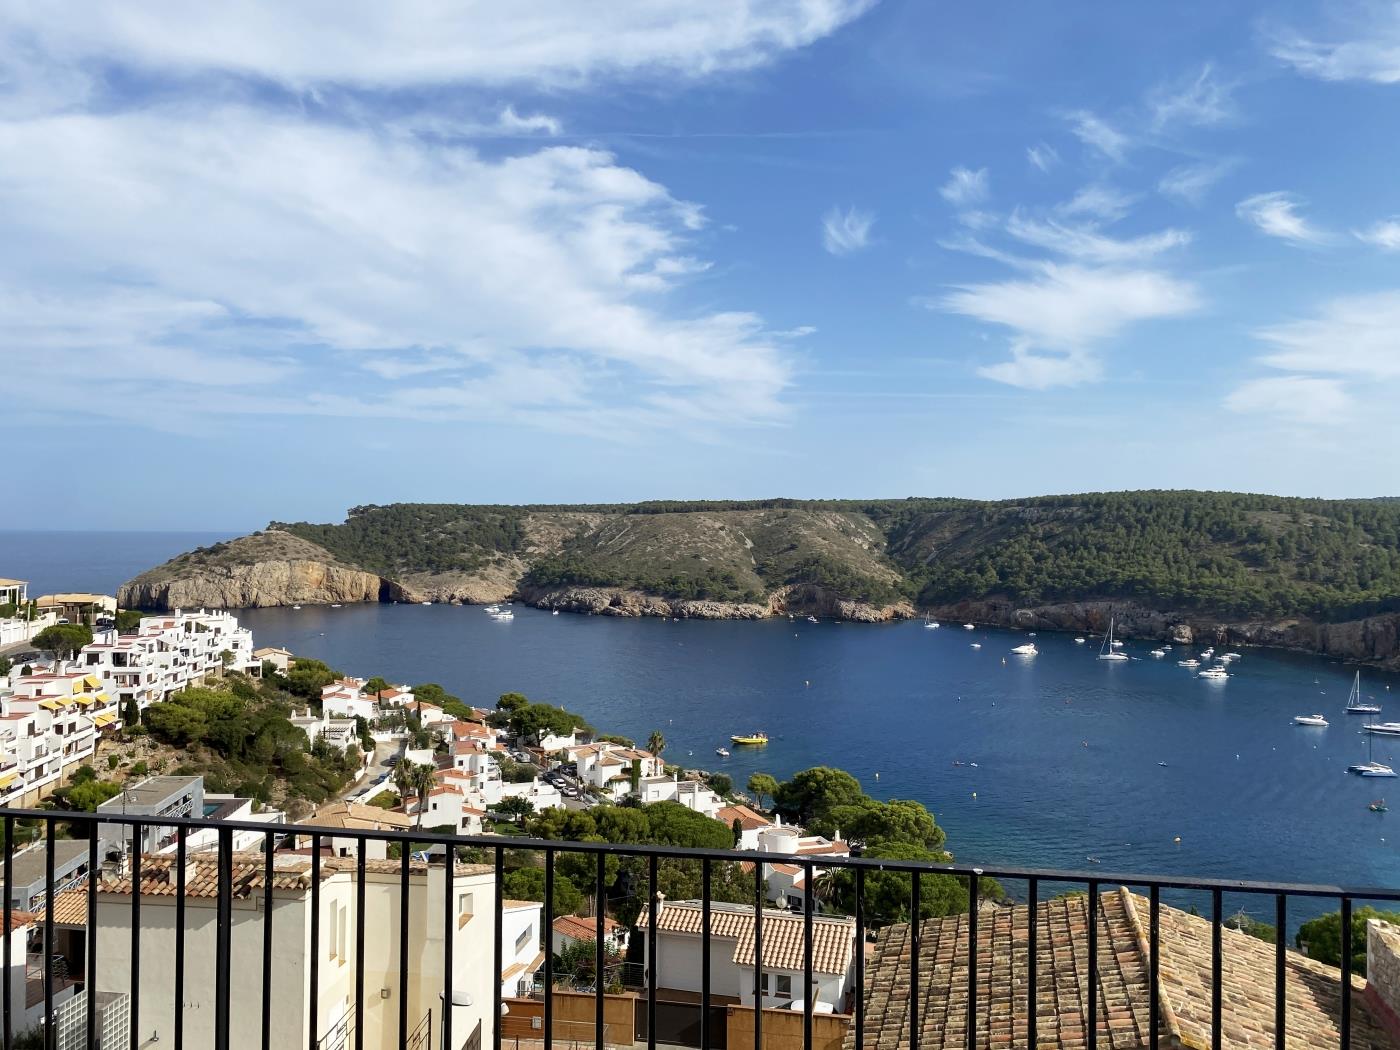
[0,805,1396,1050]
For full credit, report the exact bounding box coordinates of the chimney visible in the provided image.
[654,891,666,924]
[1365,918,1400,1045]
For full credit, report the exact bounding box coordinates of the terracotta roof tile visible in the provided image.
[553,914,623,940]
[637,900,855,977]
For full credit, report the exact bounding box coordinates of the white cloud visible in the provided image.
[1270,10,1400,84]
[0,1,877,88]
[1026,143,1058,173]
[1148,63,1234,129]
[937,263,1200,388]
[821,205,875,255]
[494,106,563,136]
[939,166,989,207]
[1005,213,1190,264]
[1226,290,1400,424]
[1158,160,1234,205]
[1224,376,1351,424]
[1236,191,1331,245]
[1356,218,1400,250]
[1063,110,1130,162]
[1055,185,1136,223]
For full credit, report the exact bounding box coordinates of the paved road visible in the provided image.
[342,738,404,801]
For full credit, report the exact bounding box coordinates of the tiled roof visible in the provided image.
[637,900,855,977]
[553,914,623,941]
[718,804,773,831]
[846,887,1395,1050]
[42,889,89,928]
[306,801,412,830]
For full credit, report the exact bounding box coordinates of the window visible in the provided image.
[328,901,348,964]
[459,892,474,929]
[514,925,532,953]
[760,973,792,1000]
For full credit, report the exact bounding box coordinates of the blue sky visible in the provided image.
[4,1,1400,529]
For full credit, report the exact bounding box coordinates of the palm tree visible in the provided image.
[411,763,437,828]
[392,759,414,804]
[646,731,665,761]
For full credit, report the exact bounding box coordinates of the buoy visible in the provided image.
[1173,836,1181,844]
[971,792,977,798]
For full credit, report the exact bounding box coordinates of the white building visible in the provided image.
[551,913,629,955]
[569,743,664,800]
[499,898,545,1000]
[750,826,851,910]
[0,670,113,806]
[637,899,856,1012]
[90,852,502,1050]
[322,678,377,721]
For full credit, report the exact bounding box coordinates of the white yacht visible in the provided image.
[1346,671,1382,715]
[924,621,940,629]
[1149,648,1166,658]
[715,747,730,757]
[807,615,819,624]
[963,623,976,630]
[1199,648,1214,659]
[1294,714,1329,727]
[1073,637,1086,644]
[1365,722,1400,736]
[970,642,981,649]
[1010,643,1038,656]
[491,610,515,621]
[1097,618,1129,661]
[1177,658,1200,668]
[1350,728,1396,776]
[1198,666,1229,680]
[1220,652,1240,662]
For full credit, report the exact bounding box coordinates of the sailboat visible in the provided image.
[1097,617,1129,661]
[1346,671,1382,715]
[1348,720,1396,777]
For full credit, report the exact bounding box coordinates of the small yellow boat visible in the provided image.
[731,732,769,746]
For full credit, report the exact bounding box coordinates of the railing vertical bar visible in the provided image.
[967,872,978,1050]
[853,866,865,1050]
[646,855,657,1050]
[1027,877,1038,1050]
[701,857,711,1050]
[310,835,321,1050]
[174,824,186,1050]
[43,819,53,1050]
[4,813,13,1050]
[131,837,142,1050]
[1274,893,1286,1050]
[910,870,920,1050]
[399,845,409,1050]
[804,860,814,1050]
[85,819,96,1050]
[356,847,366,1050]
[1211,887,1222,1050]
[1340,895,1352,1050]
[596,850,606,1050]
[1087,880,1098,1050]
[214,826,233,1050]
[263,831,274,1050]
[755,856,765,1050]
[443,843,454,1050]
[493,846,503,1050]
[1149,885,1160,1050]
[544,848,554,1050]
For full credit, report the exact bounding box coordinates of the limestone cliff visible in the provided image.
[118,531,400,610]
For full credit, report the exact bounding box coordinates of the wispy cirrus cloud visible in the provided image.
[1158,160,1235,205]
[821,205,875,255]
[939,166,990,207]
[1005,213,1191,264]
[1224,376,1351,424]
[1148,63,1235,130]
[1355,218,1400,250]
[1062,109,1130,162]
[1236,191,1331,245]
[1055,184,1136,223]
[1026,142,1059,173]
[1269,7,1400,84]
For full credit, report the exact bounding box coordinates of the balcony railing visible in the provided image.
[0,805,1396,1050]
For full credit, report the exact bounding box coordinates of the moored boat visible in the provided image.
[1010,643,1038,656]
[1293,714,1328,726]
[731,733,768,746]
[1097,618,1129,662]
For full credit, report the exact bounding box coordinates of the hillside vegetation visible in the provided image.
[134,492,1400,623]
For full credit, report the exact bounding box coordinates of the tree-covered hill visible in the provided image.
[127,491,1400,626]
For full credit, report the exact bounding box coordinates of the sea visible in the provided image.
[5,528,1400,924]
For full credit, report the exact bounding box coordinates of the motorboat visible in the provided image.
[1346,671,1382,715]
[1221,652,1240,662]
[420,601,432,606]
[731,733,769,746]
[1293,714,1329,727]
[1149,648,1166,658]
[1372,800,1389,812]
[1198,666,1229,680]
[1073,637,1086,644]
[1010,643,1038,656]
[552,610,559,615]
[970,642,981,649]
[1199,649,1214,659]
[1097,618,1129,661]
[715,747,730,757]
[924,621,939,629]
[1364,722,1400,736]
[1177,659,1200,668]
[963,623,975,630]
[490,610,514,621]
[291,605,301,610]
[806,616,819,624]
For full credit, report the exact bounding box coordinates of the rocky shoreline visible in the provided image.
[930,598,1400,671]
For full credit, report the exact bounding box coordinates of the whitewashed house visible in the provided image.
[551,914,629,955]
[321,678,376,721]
[499,899,545,999]
[637,899,856,1012]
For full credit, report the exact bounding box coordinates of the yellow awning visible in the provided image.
[91,714,116,728]
[0,773,18,790]
[82,675,102,690]
[38,699,64,711]
[74,694,107,707]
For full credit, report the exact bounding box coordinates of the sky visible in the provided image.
[4,0,1400,529]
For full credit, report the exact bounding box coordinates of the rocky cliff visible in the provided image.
[117,531,400,610]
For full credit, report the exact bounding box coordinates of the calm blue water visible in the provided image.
[5,530,1400,921]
